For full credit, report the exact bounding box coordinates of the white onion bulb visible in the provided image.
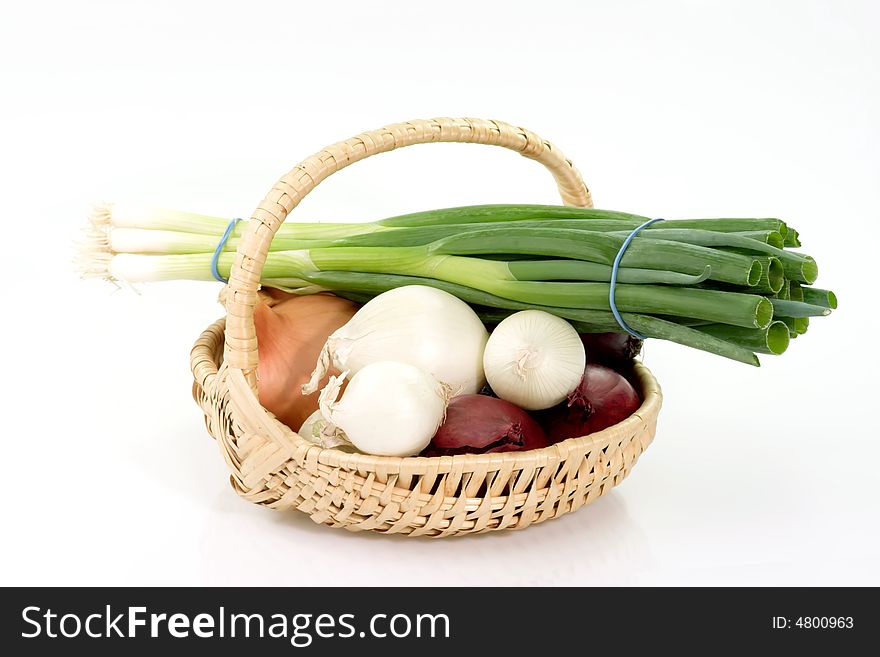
[319,361,450,457]
[298,410,327,444]
[302,285,488,396]
[297,410,356,452]
[482,310,586,411]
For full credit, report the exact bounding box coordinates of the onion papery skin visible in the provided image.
[422,394,548,456]
[537,363,642,442]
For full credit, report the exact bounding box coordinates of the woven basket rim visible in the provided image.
[191,317,662,474]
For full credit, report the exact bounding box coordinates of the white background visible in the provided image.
[2,0,877,586]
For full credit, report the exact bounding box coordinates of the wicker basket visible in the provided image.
[190,118,662,537]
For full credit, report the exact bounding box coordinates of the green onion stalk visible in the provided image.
[79,203,836,366]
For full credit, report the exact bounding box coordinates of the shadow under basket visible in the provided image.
[189,117,663,537]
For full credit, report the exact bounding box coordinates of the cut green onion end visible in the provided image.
[756,297,773,329]
[801,257,818,284]
[766,321,791,355]
[767,232,784,249]
[800,286,837,309]
[766,257,784,294]
[747,260,762,286]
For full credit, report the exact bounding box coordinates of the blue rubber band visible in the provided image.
[211,218,242,283]
[609,217,665,339]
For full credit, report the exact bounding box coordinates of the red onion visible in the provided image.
[538,363,642,442]
[580,332,642,366]
[422,394,548,456]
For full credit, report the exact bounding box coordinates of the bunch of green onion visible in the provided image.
[79,203,837,366]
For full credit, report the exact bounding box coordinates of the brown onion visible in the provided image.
[254,289,358,431]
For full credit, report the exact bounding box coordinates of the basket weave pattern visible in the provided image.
[190,118,662,537]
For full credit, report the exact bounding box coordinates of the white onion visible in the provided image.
[297,410,356,451]
[319,361,450,457]
[298,410,326,443]
[302,285,488,396]
[482,310,586,411]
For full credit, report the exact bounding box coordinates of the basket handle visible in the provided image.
[224,117,592,391]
